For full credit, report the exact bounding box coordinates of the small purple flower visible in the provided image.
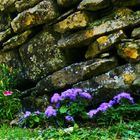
[24,111,31,118]
[108,100,117,107]
[45,106,57,118]
[65,115,74,122]
[34,110,40,115]
[87,109,99,118]
[113,92,134,104]
[79,92,92,100]
[56,102,61,109]
[97,102,111,112]
[51,93,62,103]
[61,89,78,100]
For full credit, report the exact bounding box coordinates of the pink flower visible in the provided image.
[3,91,13,96]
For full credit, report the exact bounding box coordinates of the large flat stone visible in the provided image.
[78,0,110,11]
[58,9,140,49]
[74,63,140,105]
[11,0,59,32]
[21,57,117,96]
[15,0,42,12]
[19,29,67,82]
[85,30,126,59]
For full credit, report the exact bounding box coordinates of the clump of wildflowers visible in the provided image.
[51,93,62,103]
[45,106,57,118]
[24,111,31,118]
[87,92,134,118]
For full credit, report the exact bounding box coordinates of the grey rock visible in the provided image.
[3,30,32,51]
[131,27,140,39]
[78,0,110,11]
[19,28,67,82]
[22,57,117,96]
[11,0,59,32]
[74,63,140,105]
[117,40,140,63]
[85,30,126,59]
[0,28,12,44]
[0,12,12,32]
[15,0,42,12]
[54,11,95,33]
[112,0,140,7]
[0,0,17,12]
[58,9,140,49]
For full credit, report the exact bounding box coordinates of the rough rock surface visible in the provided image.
[78,0,110,11]
[117,40,140,63]
[15,0,42,12]
[3,30,32,51]
[22,57,117,96]
[131,27,140,39]
[85,30,126,59]
[19,29,67,81]
[11,0,59,32]
[74,63,140,105]
[54,11,94,33]
[58,10,140,49]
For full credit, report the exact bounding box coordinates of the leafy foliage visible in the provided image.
[0,64,21,122]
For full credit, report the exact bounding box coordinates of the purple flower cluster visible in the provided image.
[87,92,134,118]
[51,93,62,103]
[24,111,31,118]
[45,106,57,118]
[65,115,74,122]
[113,92,134,103]
[51,88,92,102]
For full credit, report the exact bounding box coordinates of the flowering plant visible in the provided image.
[0,64,21,122]
[20,88,92,127]
[20,90,136,128]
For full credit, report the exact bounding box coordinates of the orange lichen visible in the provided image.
[97,36,108,44]
[123,48,138,59]
[85,29,94,38]
[122,73,136,84]
[24,14,34,26]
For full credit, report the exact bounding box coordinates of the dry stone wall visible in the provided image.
[0,0,140,109]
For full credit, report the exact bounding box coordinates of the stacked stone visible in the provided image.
[0,0,140,109]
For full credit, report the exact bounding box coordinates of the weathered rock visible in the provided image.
[0,12,12,32]
[74,63,140,105]
[11,0,59,32]
[58,10,140,49]
[131,27,140,39]
[78,0,110,11]
[22,95,49,111]
[0,49,22,69]
[19,28,67,82]
[112,0,140,7]
[2,30,32,51]
[117,40,140,63]
[57,0,81,7]
[0,28,12,44]
[54,11,94,33]
[15,0,42,12]
[0,0,17,11]
[22,57,118,96]
[85,30,126,59]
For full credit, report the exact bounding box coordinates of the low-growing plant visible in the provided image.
[0,64,21,123]
[20,88,92,127]
[20,89,137,129]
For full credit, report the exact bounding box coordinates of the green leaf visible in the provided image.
[59,106,68,114]
[33,116,40,123]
